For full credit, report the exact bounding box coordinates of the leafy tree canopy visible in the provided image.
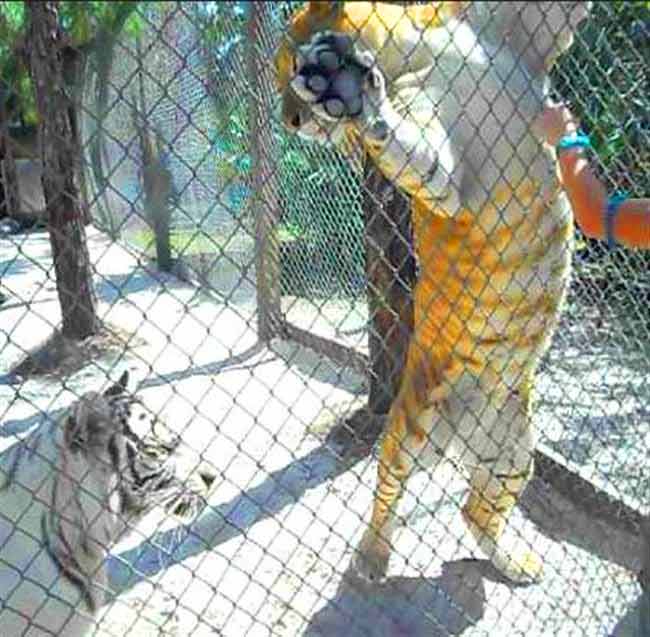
[0,1,142,125]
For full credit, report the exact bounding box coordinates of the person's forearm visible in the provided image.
[557,149,606,238]
[613,199,650,248]
[558,149,650,248]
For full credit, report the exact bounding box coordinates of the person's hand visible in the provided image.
[533,102,581,147]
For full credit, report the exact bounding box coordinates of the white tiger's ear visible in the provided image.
[104,370,129,398]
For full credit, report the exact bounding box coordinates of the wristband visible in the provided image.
[557,129,591,153]
[605,192,629,249]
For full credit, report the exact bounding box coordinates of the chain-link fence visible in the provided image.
[1,1,649,635]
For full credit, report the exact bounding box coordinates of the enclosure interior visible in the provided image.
[1,2,649,635]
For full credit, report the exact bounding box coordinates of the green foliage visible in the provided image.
[197,0,365,295]
[277,138,365,295]
[552,1,650,195]
[0,2,27,119]
[192,2,248,46]
[212,102,250,183]
[553,2,650,288]
[0,1,142,126]
[59,1,142,44]
[0,2,24,40]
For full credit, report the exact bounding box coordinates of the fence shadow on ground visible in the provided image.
[0,406,63,438]
[137,341,271,388]
[95,270,169,303]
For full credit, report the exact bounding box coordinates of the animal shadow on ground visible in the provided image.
[304,559,487,637]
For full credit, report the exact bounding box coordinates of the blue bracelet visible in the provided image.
[605,192,629,249]
[557,129,591,153]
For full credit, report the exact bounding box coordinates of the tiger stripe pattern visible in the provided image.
[0,371,216,636]
[275,1,590,583]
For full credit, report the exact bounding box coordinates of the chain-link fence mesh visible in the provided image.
[1,1,649,635]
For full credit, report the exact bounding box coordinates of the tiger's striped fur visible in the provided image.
[0,372,215,636]
[276,1,590,583]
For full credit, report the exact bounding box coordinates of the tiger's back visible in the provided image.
[404,3,574,391]
[278,1,575,389]
[0,418,91,637]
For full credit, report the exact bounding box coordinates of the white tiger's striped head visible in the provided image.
[62,371,216,527]
[0,372,218,635]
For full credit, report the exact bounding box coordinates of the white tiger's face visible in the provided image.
[62,371,216,526]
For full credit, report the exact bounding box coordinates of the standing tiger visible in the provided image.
[0,372,216,636]
[275,1,590,583]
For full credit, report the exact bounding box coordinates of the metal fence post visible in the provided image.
[327,161,415,448]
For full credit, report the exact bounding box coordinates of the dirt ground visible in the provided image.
[0,227,646,636]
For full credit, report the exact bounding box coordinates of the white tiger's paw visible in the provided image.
[290,30,388,138]
[351,529,391,585]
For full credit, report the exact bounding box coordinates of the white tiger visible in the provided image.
[0,371,216,636]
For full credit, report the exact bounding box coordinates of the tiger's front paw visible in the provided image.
[291,31,388,140]
[351,529,391,585]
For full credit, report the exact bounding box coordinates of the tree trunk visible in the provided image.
[140,130,173,272]
[62,44,91,226]
[133,34,173,273]
[87,4,137,237]
[363,161,416,416]
[26,0,98,339]
[639,515,650,631]
[248,1,282,341]
[88,31,117,235]
[0,115,20,218]
[329,161,415,449]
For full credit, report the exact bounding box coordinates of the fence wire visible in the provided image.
[1,1,649,636]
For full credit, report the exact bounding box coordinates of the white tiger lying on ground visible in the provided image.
[0,371,216,637]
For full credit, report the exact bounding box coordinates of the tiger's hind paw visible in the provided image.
[463,511,544,584]
[351,530,391,585]
[491,548,544,584]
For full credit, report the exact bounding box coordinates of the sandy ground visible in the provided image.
[0,227,646,636]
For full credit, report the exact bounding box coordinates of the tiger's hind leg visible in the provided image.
[456,381,542,583]
[352,354,454,584]
[462,465,540,583]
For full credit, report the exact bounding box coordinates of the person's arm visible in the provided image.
[535,103,650,249]
[558,145,650,248]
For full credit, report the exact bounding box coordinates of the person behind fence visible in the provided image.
[535,101,650,249]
